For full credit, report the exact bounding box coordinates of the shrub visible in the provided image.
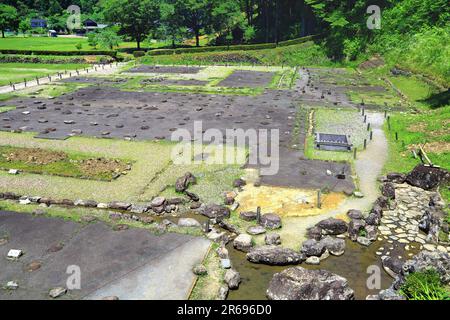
[75,43,83,50]
[133,50,145,58]
[0,49,117,58]
[400,269,450,300]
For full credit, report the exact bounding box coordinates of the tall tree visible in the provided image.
[158,0,186,48]
[0,4,18,38]
[101,0,160,49]
[177,0,213,47]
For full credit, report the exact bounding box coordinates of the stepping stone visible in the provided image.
[247,225,266,235]
[7,249,23,260]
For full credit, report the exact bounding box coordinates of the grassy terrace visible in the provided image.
[305,108,370,163]
[0,36,142,51]
[142,41,347,67]
[117,65,295,94]
[0,145,131,181]
[378,70,449,201]
[0,132,245,204]
[0,62,89,86]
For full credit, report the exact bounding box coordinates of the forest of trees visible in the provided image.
[0,0,449,64]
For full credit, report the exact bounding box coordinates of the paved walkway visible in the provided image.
[281,112,388,245]
[0,211,210,300]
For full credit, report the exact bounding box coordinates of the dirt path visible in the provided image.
[0,62,128,94]
[280,112,388,246]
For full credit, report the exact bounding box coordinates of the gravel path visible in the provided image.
[280,112,388,246]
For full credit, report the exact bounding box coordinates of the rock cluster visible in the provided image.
[267,267,354,300]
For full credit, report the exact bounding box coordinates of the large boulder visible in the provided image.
[266,267,354,300]
[108,201,131,210]
[201,204,230,221]
[365,225,378,241]
[365,210,382,226]
[239,211,257,221]
[178,218,201,228]
[400,250,450,285]
[377,288,406,300]
[316,218,348,235]
[406,165,450,190]
[247,246,305,266]
[386,173,406,184]
[382,256,404,278]
[306,226,323,241]
[175,172,196,192]
[348,219,366,241]
[265,233,281,246]
[381,182,396,200]
[374,196,390,210]
[301,239,326,257]
[347,209,364,220]
[233,234,253,252]
[319,236,345,256]
[224,269,241,290]
[259,213,282,229]
[418,209,444,243]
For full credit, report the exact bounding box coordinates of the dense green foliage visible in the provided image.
[0,1,448,83]
[400,269,450,300]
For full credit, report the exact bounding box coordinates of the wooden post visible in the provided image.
[364,139,367,149]
[384,110,387,118]
[367,123,371,131]
[317,190,322,209]
[12,84,15,91]
[204,219,210,233]
[395,132,398,141]
[387,116,391,130]
[370,131,373,140]
[256,206,261,223]
[24,79,27,87]
[353,147,357,159]
[364,115,367,123]
[36,77,39,85]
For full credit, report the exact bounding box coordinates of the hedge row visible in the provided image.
[0,49,117,58]
[148,42,277,56]
[0,54,113,64]
[147,35,319,56]
[277,35,319,47]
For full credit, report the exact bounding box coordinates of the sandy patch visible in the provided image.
[408,142,450,154]
[236,184,346,217]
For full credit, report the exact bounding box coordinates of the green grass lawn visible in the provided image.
[0,131,245,204]
[305,108,370,162]
[143,41,345,67]
[383,106,450,173]
[0,145,131,181]
[388,75,442,110]
[0,36,182,52]
[0,62,88,86]
[0,36,140,51]
[118,65,287,95]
